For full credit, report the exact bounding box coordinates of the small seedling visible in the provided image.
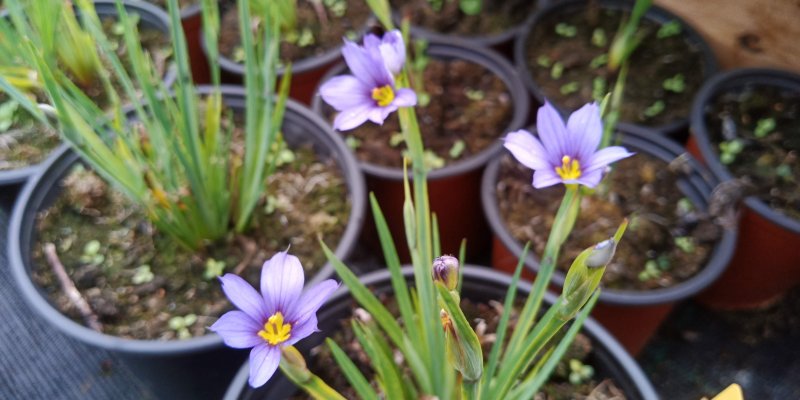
[555,23,577,38]
[753,117,776,138]
[204,258,226,280]
[719,139,744,165]
[568,359,594,385]
[663,74,686,93]
[677,197,694,214]
[389,132,404,147]
[560,81,580,95]
[638,259,664,281]
[263,195,278,215]
[643,100,665,118]
[79,240,105,265]
[776,164,793,180]
[657,20,682,38]
[589,54,608,69]
[674,236,695,253]
[417,92,431,107]
[591,28,607,47]
[537,55,552,68]
[168,314,197,340]
[323,0,347,17]
[132,265,154,285]
[449,139,466,159]
[345,135,361,150]
[464,88,484,101]
[592,77,607,102]
[551,62,564,79]
[422,150,445,170]
[0,100,20,132]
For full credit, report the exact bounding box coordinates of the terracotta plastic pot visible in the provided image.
[483,123,737,355]
[689,68,800,310]
[312,41,530,263]
[514,0,719,140]
[224,266,659,399]
[7,86,366,399]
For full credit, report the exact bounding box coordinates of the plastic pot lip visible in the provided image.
[310,39,530,181]
[224,265,658,400]
[513,0,719,136]
[690,67,800,234]
[7,85,366,355]
[482,123,738,306]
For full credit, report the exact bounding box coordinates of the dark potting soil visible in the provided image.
[524,6,706,128]
[391,0,539,37]
[496,153,722,291]
[0,100,59,170]
[704,84,800,220]
[323,58,513,169]
[217,0,371,65]
[30,146,349,340]
[297,297,624,399]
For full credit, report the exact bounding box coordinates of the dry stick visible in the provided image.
[232,235,258,276]
[43,243,104,332]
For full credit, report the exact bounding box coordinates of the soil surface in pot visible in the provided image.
[524,5,706,128]
[496,152,722,291]
[0,99,59,170]
[30,115,349,339]
[391,0,539,37]
[703,84,800,220]
[294,296,625,399]
[322,58,513,169]
[217,0,371,66]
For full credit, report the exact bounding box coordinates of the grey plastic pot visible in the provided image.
[482,123,737,355]
[7,86,366,400]
[514,0,719,139]
[223,266,659,400]
[312,40,530,263]
[688,68,800,309]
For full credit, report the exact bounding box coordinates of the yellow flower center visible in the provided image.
[257,312,292,346]
[556,155,582,180]
[371,84,395,107]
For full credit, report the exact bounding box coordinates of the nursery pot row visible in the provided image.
[224,266,659,400]
[483,123,738,355]
[688,68,800,310]
[7,86,366,399]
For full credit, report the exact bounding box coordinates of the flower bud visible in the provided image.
[432,255,459,291]
[585,239,617,268]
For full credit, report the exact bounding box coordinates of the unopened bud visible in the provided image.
[585,239,617,268]
[279,345,311,382]
[432,255,459,291]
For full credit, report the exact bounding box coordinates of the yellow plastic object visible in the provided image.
[712,383,744,400]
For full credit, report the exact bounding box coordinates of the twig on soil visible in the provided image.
[232,235,258,276]
[43,243,104,332]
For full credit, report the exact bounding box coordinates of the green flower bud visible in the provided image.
[432,255,459,291]
[585,239,617,268]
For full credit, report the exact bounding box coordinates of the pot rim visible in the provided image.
[310,39,530,181]
[224,265,658,400]
[7,85,366,355]
[482,122,738,305]
[513,0,719,136]
[689,67,800,234]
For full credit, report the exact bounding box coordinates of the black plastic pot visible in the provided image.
[688,68,800,309]
[7,85,366,399]
[312,40,530,263]
[223,266,658,399]
[514,0,718,139]
[0,0,176,188]
[483,123,737,355]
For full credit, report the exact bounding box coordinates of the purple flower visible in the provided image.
[209,251,339,388]
[504,102,633,188]
[319,30,417,131]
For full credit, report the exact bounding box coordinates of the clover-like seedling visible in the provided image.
[719,139,744,164]
[464,88,484,101]
[560,81,580,95]
[589,54,608,69]
[79,240,105,266]
[663,74,686,93]
[204,258,226,280]
[537,54,552,68]
[344,136,361,150]
[753,117,776,138]
[657,20,682,39]
[169,314,198,340]
[591,28,607,47]
[674,236,695,253]
[132,265,154,285]
[323,0,347,17]
[568,359,594,385]
[643,100,665,118]
[555,22,577,38]
[449,140,466,159]
[551,62,564,79]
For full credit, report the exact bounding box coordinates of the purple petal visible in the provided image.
[392,88,417,107]
[585,146,634,173]
[362,33,381,50]
[566,102,602,160]
[379,30,405,75]
[292,280,339,321]
[503,129,551,171]
[285,314,318,346]
[319,75,372,111]
[367,104,396,125]
[575,168,604,188]
[342,40,392,88]
[219,274,267,322]
[210,310,263,349]
[334,105,375,131]
[248,344,280,388]
[536,102,569,162]
[533,169,563,188]
[261,251,305,315]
